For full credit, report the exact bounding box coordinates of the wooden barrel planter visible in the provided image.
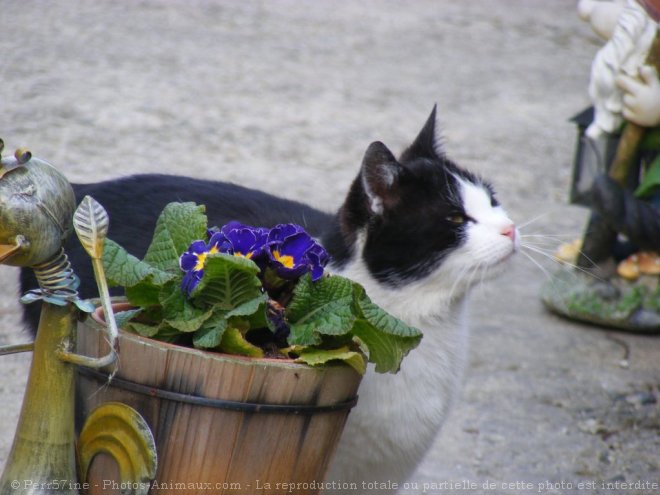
[75,304,362,494]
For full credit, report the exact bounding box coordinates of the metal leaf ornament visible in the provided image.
[73,195,118,346]
[74,195,109,258]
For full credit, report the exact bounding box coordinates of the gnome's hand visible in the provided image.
[616,65,660,127]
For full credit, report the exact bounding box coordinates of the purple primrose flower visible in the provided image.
[212,221,270,261]
[267,224,329,281]
[179,239,218,296]
[180,221,330,296]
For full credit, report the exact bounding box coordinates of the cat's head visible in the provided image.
[334,106,518,308]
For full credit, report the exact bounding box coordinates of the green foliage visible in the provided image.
[191,254,263,309]
[565,282,658,323]
[640,127,660,151]
[286,275,357,345]
[192,313,228,349]
[634,155,660,199]
[143,202,208,273]
[217,326,264,358]
[293,346,367,375]
[102,202,423,374]
[103,239,173,288]
[286,275,422,373]
[352,287,422,373]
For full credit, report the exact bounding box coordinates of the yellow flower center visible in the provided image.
[273,250,294,269]
[194,252,208,272]
[233,251,254,259]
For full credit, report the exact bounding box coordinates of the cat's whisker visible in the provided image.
[520,242,606,283]
[448,268,466,301]
[520,243,561,262]
[520,239,565,249]
[520,233,579,239]
[520,237,580,247]
[517,212,551,230]
[519,246,592,296]
[465,263,482,292]
[448,264,472,302]
[477,262,490,290]
[569,246,601,273]
[519,231,582,247]
[520,242,561,253]
[519,248,555,281]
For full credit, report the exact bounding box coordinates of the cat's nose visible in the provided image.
[501,224,516,242]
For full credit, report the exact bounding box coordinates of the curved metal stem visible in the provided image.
[28,248,117,370]
[56,348,117,369]
[0,342,34,355]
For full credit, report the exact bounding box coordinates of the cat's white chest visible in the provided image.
[325,258,471,489]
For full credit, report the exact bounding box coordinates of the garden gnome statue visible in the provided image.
[542,0,660,332]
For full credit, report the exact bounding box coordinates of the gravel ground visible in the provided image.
[1,1,658,494]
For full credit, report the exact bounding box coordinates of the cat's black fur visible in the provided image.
[20,107,483,333]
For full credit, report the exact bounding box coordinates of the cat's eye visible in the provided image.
[446,214,467,224]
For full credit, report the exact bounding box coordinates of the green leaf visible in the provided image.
[351,320,420,373]
[352,287,423,373]
[152,324,187,343]
[192,254,263,310]
[634,155,660,198]
[113,308,142,329]
[103,239,173,288]
[143,202,208,273]
[226,293,269,318]
[294,346,367,375]
[286,275,356,345]
[640,126,660,150]
[355,288,423,339]
[218,326,264,357]
[227,294,271,330]
[166,309,213,332]
[160,282,212,332]
[126,321,162,338]
[125,281,162,307]
[192,313,228,349]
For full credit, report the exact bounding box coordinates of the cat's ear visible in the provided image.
[360,141,406,215]
[399,104,444,162]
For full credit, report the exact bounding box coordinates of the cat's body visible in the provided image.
[20,108,517,491]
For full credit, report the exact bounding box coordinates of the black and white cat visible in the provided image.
[20,107,518,490]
